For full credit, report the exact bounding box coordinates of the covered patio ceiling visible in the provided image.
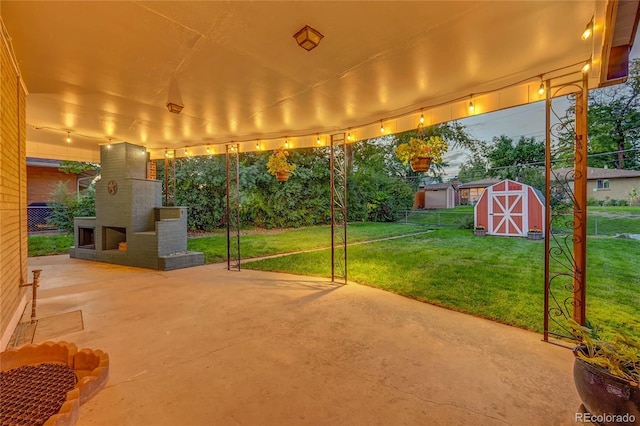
[2,1,639,162]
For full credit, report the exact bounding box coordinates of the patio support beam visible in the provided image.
[572,74,589,326]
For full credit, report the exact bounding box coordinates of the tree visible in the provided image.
[47,183,96,233]
[457,157,489,183]
[559,58,640,169]
[58,160,100,175]
[486,135,545,190]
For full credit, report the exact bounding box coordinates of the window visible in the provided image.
[597,179,610,189]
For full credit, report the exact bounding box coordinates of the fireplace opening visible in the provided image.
[103,226,126,250]
[78,227,95,249]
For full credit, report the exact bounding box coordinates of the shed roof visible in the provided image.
[458,178,501,189]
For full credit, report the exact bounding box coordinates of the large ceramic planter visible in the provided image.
[573,346,640,425]
[275,171,290,182]
[410,157,432,172]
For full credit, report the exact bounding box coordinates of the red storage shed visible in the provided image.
[474,179,545,237]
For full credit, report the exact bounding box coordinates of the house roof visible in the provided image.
[458,178,501,189]
[553,167,640,180]
[423,183,454,191]
[2,1,638,162]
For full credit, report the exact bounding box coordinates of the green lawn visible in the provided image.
[28,221,639,341]
[187,222,426,263]
[28,234,74,257]
[243,228,640,340]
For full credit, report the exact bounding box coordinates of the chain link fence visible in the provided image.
[27,206,58,232]
[397,209,640,237]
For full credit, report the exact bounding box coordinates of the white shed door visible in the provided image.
[488,187,527,236]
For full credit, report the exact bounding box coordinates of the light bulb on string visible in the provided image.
[538,77,545,96]
[468,97,475,114]
[285,139,289,148]
[66,132,71,143]
[419,113,425,124]
[582,59,592,74]
[581,19,593,41]
[347,132,352,141]
[206,146,210,154]
[380,121,385,133]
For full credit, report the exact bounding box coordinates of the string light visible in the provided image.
[419,113,425,124]
[107,138,112,149]
[184,148,188,155]
[582,58,591,74]
[347,132,352,141]
[316,134,321,145]
[165,150,169,157]
[285,139,289,148]
[66,131,71,143]
[468,96,475,114]
[256,140,260,150]
[206,146,210,154]
[538,77,545,96]
[581,19,594,41]
[380,121,385,133]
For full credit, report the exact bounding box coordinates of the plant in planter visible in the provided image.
[569,319,639,425]
[474,225,486,237]
[527,227,543,240]
[267,148,296,182]
[395,135,448,172]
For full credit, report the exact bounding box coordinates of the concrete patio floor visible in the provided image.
[21,255,583,426]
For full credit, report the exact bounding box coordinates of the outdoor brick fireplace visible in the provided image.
[70,142,203,270]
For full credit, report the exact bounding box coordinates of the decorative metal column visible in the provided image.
[226,144,241,271]
[164,151,176,206]
[330,133,348,284]
[543,74,589,342]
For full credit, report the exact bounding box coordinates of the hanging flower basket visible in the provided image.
[394,125,447,173]
[267,148,296,182]
[275,171,291,182]
[410,157,432,172]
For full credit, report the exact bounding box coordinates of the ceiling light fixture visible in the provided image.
[347,131,352,141]
[206,146,211,154]
[256,141,260,150]
[380,121,385,133]
[581,18,594,41]
[184,148,188,155]
[66,131,71,143]
[582,58,592,74]
[419,113,425,124]
[167,102,184,114]
[285,139,289,148]
[107,138,112,149]
[468,97,475,114]
[293,25,324,51]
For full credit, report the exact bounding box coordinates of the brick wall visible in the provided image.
[27,166,76,204]
[0,27,28,348]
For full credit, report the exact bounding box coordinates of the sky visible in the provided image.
[440,33,640,180]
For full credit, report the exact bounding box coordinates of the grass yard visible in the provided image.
[187,222,426,263]
[243,228,640,340]
[28,234,74,257]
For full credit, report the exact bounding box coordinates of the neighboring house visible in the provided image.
[553,167,640,204]
[458,178,501,205]
[26,158,98,231]
[413,182,459,209]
